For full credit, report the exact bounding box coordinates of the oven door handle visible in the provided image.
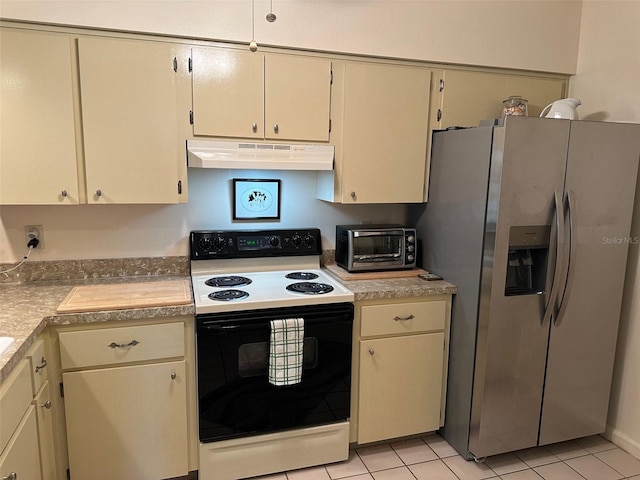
[198,316,353,333]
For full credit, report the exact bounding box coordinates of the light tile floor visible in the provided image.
[252,433,640,480]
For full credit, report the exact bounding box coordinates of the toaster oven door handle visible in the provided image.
[353,230,404,237]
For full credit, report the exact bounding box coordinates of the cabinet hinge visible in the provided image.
[188,57,193,73]
[59,382,64,398]
[439,79,445,92]
[173,57,178,72]
[189,110,194,125]
[437,109,442,122]
[178,180,183,195]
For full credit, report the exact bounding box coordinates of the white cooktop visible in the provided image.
[191,267,353,314]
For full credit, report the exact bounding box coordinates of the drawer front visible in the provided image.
[0,359,32,455]
[361,301,446,337]
[27,338,47,395]
[59,322,184,370]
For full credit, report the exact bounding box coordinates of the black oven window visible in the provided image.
[238,338,319,378]
[354,236,402,257]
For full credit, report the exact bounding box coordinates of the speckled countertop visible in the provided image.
[0,262,456,385]
[0,276,194,384]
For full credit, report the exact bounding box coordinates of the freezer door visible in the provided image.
[539,121,640,445]
[469,117,570,458]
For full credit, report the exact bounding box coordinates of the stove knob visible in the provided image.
[291,235,302,247]
[213,236,226,249]
[303,234,316,247]
[198,238,213,252]
[269,236,280,247]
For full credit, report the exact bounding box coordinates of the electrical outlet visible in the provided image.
[24,225,45,249]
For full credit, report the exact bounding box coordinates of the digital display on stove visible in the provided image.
[238,235,272,250]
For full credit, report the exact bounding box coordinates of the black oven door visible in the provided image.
[196,302,353,443]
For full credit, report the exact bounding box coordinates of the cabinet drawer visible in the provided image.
[59,322,184,370]
[0,360,32,455]
[27,339,47,395]
[361,301,446,338]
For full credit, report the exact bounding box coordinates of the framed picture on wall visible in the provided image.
[233,179,281,220]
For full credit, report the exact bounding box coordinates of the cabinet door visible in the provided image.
[192,47,264,139]
[438,69,566,129]
[63,360,188,480]
[341,62,431,203]
[0,406,42,480]
[358,333,443,444]
[264,54,331,142]
[78,37,186,203]
[33,382,56,480]
[0,29,79,205]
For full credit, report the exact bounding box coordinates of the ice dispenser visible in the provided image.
[505,225,551,296]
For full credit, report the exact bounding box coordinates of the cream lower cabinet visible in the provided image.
[0,360,43,480]
[59,321,189,480]
[317,61,432,204]
[192,47,332,142]
[352,297,451,444]
[27,338,57,480]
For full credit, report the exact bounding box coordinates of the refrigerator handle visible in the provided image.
[542,189,565,326]
[555,189,576,327]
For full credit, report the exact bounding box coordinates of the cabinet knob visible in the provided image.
[350,191,356,200]
[273,123,279,134]
[171,372,177,380]
[368,348,374,356]
[61,190,68,197]
[95,189,102,197]
[2,473,17,480]
[41,400,52,409]
[252,123,258,133]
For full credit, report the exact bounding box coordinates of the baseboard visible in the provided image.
[605,425,640,459]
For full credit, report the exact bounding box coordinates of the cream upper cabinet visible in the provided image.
[78,36,189,203]
[351,297,451,445]
[0,29,79,205]
[433,68,567,130]
[192,47,332,142]
[319,61,432,204]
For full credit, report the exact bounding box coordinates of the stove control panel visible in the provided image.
[190,228,322,260]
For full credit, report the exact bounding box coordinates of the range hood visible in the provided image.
[187,140,334,171]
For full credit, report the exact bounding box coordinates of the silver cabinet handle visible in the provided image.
[368,348,374,356]
[61,190,68,197]
[252,123,258,133]
[41,400,52,409]
[34,356,47,373]
[107,340,140,349]
[274,123,279,134]
[95,189,102,197]
[2,473,17,480]
[393,315,415,321]
[171,372,177,380]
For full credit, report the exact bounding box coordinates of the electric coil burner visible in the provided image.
[286,281,335,295]
[190,228,354,480]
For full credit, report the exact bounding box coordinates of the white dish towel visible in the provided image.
[268,318,304,386]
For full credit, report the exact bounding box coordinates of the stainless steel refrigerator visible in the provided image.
[410,116,640,459]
